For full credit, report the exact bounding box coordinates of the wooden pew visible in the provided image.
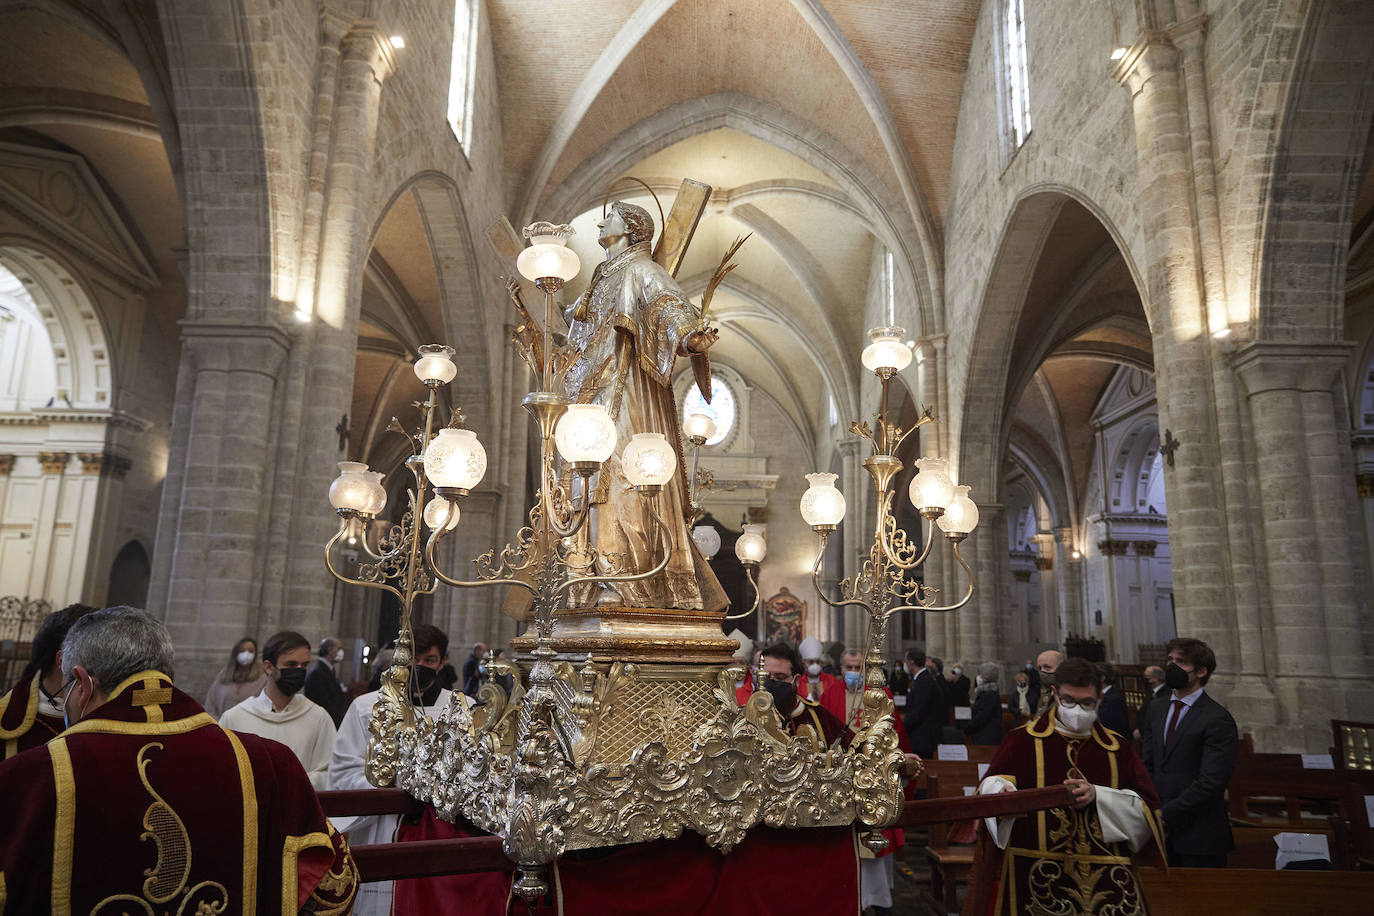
[1139,867,1374,915]
[1228,822,1334,869]
[923,771,979,914]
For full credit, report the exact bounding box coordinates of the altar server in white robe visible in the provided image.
[220,630,336,789]
[330,624,467,916]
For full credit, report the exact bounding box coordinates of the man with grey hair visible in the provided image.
[0,607,357,913]
[305,634,349,725]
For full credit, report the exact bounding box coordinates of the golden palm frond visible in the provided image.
[698,233,750,327]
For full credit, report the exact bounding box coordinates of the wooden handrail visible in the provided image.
[334,785,1076,883]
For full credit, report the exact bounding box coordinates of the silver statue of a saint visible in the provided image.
[561,201,728,611]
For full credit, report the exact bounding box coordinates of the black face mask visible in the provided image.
[275,666,307,696]
[412,665,442,707]
[1163,662,1190,691]
[762,677,797,715]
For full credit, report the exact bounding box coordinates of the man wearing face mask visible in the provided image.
[758,643,852,749]
[945,662,972,708]
[331,623,466,915]
[0,607,357,914]
[1132,665,1166,744]
[902,646,947,759]
[968,657,1163,915]
[220,630,337,788]
[0,602,96,759]
[1140,637,1237,868]
[798,635,845,722]
[305,636,350,726]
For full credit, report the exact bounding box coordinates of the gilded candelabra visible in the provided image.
[802,327,978,754]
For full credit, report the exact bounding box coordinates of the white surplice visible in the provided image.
[219,690,336,789]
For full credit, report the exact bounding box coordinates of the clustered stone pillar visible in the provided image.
[152,324,289,695]
[1235,343,1372,746]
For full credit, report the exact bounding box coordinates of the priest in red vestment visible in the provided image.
[0,606,357,915]
[965,657,1164,916]
[0,603,97,760]
[798,636,846,722]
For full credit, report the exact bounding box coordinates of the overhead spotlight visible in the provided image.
[389,35,406,49]
[904,339,916,349]
[293,308,311,324]
[1110,47,1127,60]
[1071,550,1082,560]
[1211,327,1232,340]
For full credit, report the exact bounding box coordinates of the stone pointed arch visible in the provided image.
[543,92,936,339]
[1252,0,1374,340]
[515,0,680,228]
[955,185,1143,505]
[368,171,492,435]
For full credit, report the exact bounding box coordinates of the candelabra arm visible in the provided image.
[888,537,975,615]
[544,472,594,540]
[324,521,404,601]
[809,533,872,614]
[423,524,538,595]
[879,501,939,571]
[553,498,673,600]
[722,562,761,620]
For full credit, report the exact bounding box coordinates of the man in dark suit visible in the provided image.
[1133,665,1165,743]
[901,645,948,758]
[1141,637,1238,867]
[1096,662,1130,736]
[304,636,349,726]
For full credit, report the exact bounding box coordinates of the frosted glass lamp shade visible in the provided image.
[424,428,487,490]
[414,344,457,385]
[800,472,846,528]
[363,471,388,516]
[517,225,581,282]
[861,326,913,374]
[328,461,373,513]
[683,412,717,442]
[423,495,460,533]
[554,404,617,464]
[692,525,722,559]
[910,457,955,511]
[735,524,767,564]
[622,433,676,487]
[936,485,979,534]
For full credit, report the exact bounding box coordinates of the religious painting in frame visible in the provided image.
[764,586,806,645]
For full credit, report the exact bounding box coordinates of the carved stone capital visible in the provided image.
[1013,569,1033,582]
[1357,473,1374,500]
[38,451,70,474]
[341,21,398,81]
[1112,33,1179,95]
[1033,556,1054,571]
[0,454,13,476]
[1098,538,1131,557]
[1132,540,1159,557]
[77,450,132,478]
[178,321,291,377]
[1232,341,1355,397]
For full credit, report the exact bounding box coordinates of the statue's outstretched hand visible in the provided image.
[684,326,719,353]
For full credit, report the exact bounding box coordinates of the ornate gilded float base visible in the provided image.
[509,605,740,663]
[384,656,907,896]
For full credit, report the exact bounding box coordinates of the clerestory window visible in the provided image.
[1004,0,1032,148]
[446,0,478,150]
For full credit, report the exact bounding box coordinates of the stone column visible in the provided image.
[1234,342,1371,747]
[1356,441,1374,594]
[276,23,398,640]
[1031,533,1058,643]
[28,452,68,600]
[1114,38,1240,665]
[955,503,1004,665]
[837,437,867,650]
[428,489,510,649]
[1053,527,1082,640]
[153,323,289,700]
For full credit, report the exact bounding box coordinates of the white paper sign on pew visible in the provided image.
[1300,753,1334,769]
[937,744,969,761]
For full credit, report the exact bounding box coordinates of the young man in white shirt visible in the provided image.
[220,630,337,789]
[330,623,469,916]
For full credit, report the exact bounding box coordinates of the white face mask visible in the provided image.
[1056,702,1098,735]
[806,662,822,677]
[975,675,984,686]
[953,667,963,676]
[236,650,255,667]
[333,649,344,663]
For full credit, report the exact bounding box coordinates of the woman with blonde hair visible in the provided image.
[204,636,267,718]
